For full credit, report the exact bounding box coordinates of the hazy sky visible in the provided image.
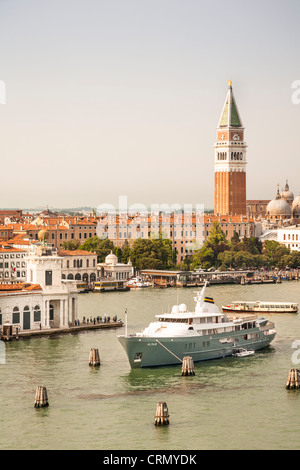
[0,0,300,210]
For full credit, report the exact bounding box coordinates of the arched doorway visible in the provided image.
[23,306,30,330]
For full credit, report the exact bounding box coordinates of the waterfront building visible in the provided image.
[0,231,78,333]
[97,251,134,281]
[214,81,247,216]
[96,212,255,264]
[58,249,97,283]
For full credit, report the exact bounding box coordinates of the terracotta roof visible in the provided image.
[0,282,42,292]
[58,249,96,256]
[0,245,26,252]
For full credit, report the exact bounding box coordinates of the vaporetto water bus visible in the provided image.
[222,301,298,314]
[118,284,276,368]
[93,280,130,292]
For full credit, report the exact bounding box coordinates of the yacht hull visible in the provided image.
[118,329,276,368]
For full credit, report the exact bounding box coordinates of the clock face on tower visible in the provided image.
[229,130,243,141]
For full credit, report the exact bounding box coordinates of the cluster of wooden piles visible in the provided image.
[286,369,300,389]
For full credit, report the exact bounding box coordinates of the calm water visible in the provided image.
[1,282,300,450]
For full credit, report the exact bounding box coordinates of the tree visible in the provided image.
[79,236,115,262]
[121,240,131,264]
[61,240,80,250]
[240,236,262,255]
[262,240,290,268]
[191,222,228,269]
[129,238,172,270]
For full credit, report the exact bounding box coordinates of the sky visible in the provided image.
[0,0,300,210]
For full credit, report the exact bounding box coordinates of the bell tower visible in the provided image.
[214,81,247,216]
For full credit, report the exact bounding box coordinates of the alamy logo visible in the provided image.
[0,81,6,104]
[291,80,300,105]
[291,340,300,364]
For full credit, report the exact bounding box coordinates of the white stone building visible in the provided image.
[277,226,300,251]
[97,251,134,281]
[0,239,78,333]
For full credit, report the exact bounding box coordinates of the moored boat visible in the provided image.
[126,276,152,289]
[76,282,89,293]
[118,284,276,368]
[94,280,130,292]
[233,348,255,357]
[222,301,298,314]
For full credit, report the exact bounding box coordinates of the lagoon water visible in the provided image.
[1,281,300,450]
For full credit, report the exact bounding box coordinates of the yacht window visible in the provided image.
[158,318,188,323]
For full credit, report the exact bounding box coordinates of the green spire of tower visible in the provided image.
[218,81,243,128]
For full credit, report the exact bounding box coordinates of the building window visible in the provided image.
[12,307,20,324]
[34,305,41,322]
[45,270,52,286]
[49,304,54,321]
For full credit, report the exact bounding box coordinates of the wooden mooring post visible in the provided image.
[89,348,100,367]
[34,386,49,407]
[181,356,195,376]
[286,369,300,389]
[154,402,169,426]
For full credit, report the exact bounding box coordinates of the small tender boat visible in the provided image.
[127,276,151,289]
[222,301,298,314]
[233,348,255,357]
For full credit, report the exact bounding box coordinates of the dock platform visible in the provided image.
[1,321,124,341]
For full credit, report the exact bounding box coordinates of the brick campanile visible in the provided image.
[214,81,247,216]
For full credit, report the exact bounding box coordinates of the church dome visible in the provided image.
[105,250,118,265]
[267,189,292,218]
[292,194,300,217]
[280,181,294,203]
